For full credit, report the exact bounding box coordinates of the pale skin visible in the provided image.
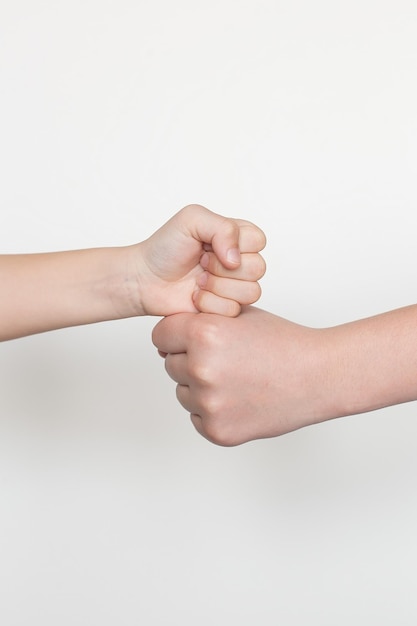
[0,205,266,341]
[152,305,417,446]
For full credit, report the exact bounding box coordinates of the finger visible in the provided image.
[190,413,204,437]
[177,205,241,269]
[234,220,267,253]
[152,313,193,354]
[189,413,225,446]
[200,251,266,281]
[192,289,241,317]
[197,273,262,305]
[179,205,266,268]
[165,352,190,385]
[210,219,266,264]
[176,384,198,414]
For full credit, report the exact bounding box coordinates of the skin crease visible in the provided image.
[0,205,266,341]
[152,304,417,447]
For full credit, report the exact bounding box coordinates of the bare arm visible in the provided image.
[0,205,266,341]
[152,305,417,446]
[0,247,137,340]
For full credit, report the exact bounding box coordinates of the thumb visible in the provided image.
[179,204,241,269]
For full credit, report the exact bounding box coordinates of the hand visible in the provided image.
[152,306,332,446]
[153,303,417,445]
[0,205,265,340]
[132,205,266,317]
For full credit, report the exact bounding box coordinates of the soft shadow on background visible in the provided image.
[1,1,417,624]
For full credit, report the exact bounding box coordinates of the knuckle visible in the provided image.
[198,394,240,446]
[188,315,219,348]
[189,359,213,385]
[180,203,204,216]
[201,390,222,417]
[176,204,206,229]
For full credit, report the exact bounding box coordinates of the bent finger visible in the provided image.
[200,251,266,281]
[235,220,267,253]
[175,384,201,415]
[165,353,190,385]
[152,313,193,354]
[179,205,265,269]
[197,273,262,305]
[190,413,204,437]
[179,205,241,269]
[192,289,241,317]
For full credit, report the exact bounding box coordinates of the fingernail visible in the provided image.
[227,248,241,265]
[200,252,209,269]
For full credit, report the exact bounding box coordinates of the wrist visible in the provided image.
[0,246,146,341]
[111,243,147,318]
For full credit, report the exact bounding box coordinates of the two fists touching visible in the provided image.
[0,202,270,445]
[150,204,270,446]
[4,202,325,447]
[3,204,408,444]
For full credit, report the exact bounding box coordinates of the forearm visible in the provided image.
[325,304,417,420]
[0,207,266,341]
[0,246,142,341]
[153,304,417,447]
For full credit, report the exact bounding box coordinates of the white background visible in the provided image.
[1,1,417,624]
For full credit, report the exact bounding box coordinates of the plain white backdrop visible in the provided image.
[1,1,417,624]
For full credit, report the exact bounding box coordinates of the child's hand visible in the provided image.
[0,205,265,340]
[133,204,266,317]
